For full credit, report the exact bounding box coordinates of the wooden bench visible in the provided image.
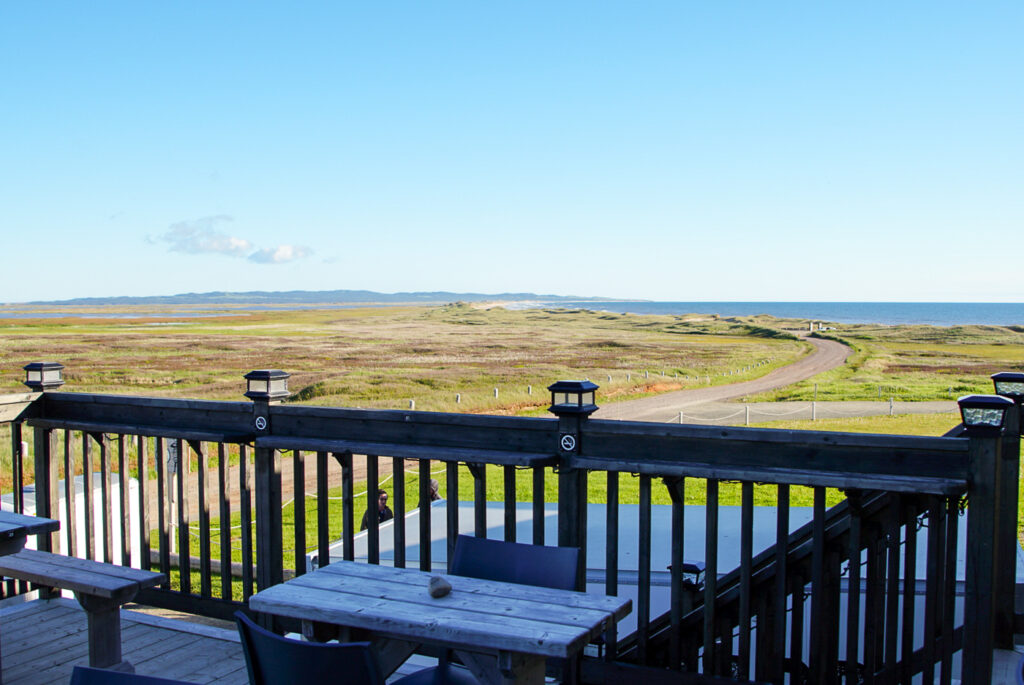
[0,549,166,672]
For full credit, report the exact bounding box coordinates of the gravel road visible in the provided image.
[592,336,852,423]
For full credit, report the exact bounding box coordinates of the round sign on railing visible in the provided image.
[254,416,268,431]
[560,433,577,451]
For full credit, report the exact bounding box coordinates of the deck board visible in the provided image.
[0,598,247,684]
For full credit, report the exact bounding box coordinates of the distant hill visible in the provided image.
[25,290,610,306]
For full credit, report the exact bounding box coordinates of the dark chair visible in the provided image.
[69,666,192,684]
[449,534,580,590]
[236,611,390,684]
[400,536,582,685]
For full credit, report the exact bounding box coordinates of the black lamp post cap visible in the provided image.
[547,380,599,415]
[991,372,1024,400]
[244,369,291,400]
[23,362,65,390]
[957,394,1013,434]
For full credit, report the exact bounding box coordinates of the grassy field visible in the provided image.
[0,303,806,414]
[749,324,1024,402]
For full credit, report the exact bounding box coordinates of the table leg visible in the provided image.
[455,650,546,685]
[76,595,134,672]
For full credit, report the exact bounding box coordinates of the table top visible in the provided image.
[250,560,632,659]
[0,510,59,541]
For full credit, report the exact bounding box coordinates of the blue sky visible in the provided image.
[2,2,1021,303]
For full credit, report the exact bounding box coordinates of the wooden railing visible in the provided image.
[0,383,1018,685]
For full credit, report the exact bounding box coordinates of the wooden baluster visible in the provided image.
[176,438,191,594]
[292,449,306,577]
[366,454,380,565]
[393,457,406,568]
[136,436,148,571]
[603,471,622,662]
[219,444,232,599]
[65,430,78,559]
[471,463,486,537]
[239,444,254,600]
[664,476,684,670]
[194,441,211,596]
[864,525,884,684]
[737,481,753,680]
[98,433,113,564]
[117,435,130,566]
[531,466,545,546]
[884,497,901,679]
[419,458,431,571]
[156,438,171,587]
[846,491,864,685]
[447,461,459,565]
[940,497,958,685]
[503,465,516,542]
[810,486,827,682]
[315,451,329,569]
[921,496,942,685]
[83,432,94,561]
[899,500,917,685]
[637,473,652,664]
[771,484,790,683]
[703,479,719,675]
[336,451,354,562]
[11,422,23,516]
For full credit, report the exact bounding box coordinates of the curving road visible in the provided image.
[592,336,852,423]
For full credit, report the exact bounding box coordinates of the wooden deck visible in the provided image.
[0,598,247,684]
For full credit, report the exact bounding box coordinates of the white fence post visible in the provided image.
[812,401,817,420]
[889,397,894,416]
[745,405,750,426]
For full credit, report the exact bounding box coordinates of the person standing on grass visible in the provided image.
[360,489,394,530]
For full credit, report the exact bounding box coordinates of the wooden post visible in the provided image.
[553,403,593,591]
[250,389,284,630]
[254,442,283,593]
[994,402,1021,648]
[32,426,59,552]
[962,430,1001,683]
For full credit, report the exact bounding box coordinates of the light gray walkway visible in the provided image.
[0,597,247,684]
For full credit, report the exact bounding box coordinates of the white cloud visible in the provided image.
[154,216,314,265]
[248,245,314,264]
[158,216,252,256]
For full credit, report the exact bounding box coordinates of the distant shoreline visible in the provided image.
[2,297,1022,327]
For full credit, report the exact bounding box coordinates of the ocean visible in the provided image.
[515,301,1024,327]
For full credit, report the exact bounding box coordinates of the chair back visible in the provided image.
[70,666,191,684]
[450,535,580,590]
[235,611,385,685]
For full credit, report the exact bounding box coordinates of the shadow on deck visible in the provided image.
[0,597,247,684]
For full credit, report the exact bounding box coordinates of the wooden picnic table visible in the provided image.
[249,559,632,685]
[0,510,59,557]
[0,509,60,684]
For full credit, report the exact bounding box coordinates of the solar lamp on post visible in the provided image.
[957,394,1013,436]
[23,362,65,391]
[548,379,598,580]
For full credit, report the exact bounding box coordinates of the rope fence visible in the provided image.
[673,399,956,426]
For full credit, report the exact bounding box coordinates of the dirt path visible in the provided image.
[592,336,852,423]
